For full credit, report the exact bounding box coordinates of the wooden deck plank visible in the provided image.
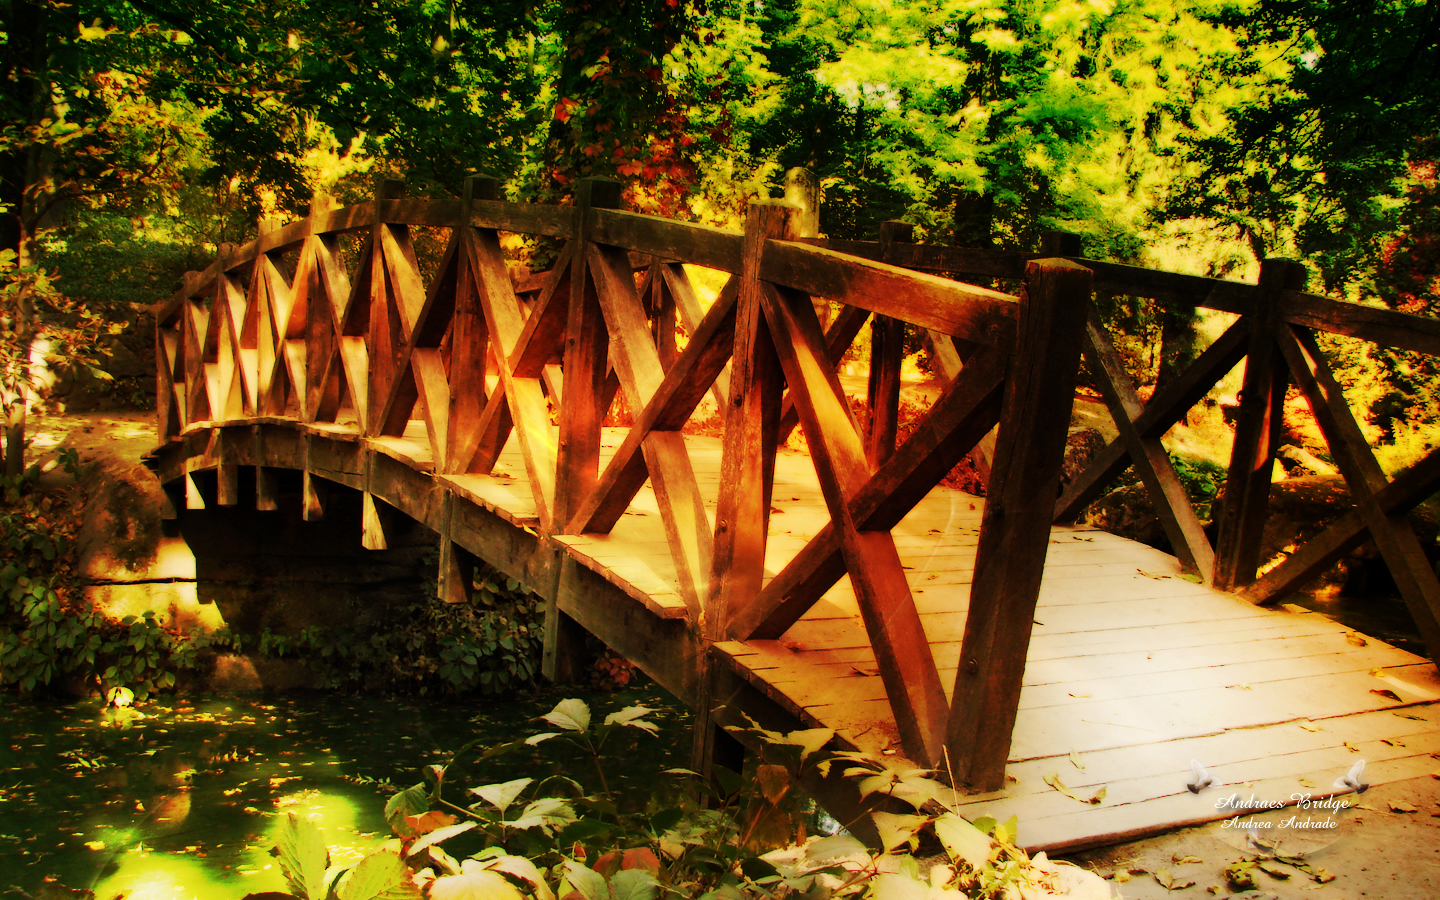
[165,417,1438,853]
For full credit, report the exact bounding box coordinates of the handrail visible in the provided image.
[153,176,1440,790]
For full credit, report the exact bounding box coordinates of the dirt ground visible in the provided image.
[33,410,1440,900]
[1064,774,1440,899]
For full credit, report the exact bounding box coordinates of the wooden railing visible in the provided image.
[855,233,1440,667]
[155,176,1093,789]
[154,175,1439,790]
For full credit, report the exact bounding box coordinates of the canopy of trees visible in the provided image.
[1,0,1437,472]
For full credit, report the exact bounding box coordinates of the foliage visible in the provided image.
[236,698,1109,900]
[1176,0,1440,287]
[0,462,200,699]
[253,562,545,697]
[1169,452,1228,521]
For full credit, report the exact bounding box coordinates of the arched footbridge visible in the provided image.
[147,177,1440,850]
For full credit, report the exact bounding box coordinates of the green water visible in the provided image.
[0,685,689,899]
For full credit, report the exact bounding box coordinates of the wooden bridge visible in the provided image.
[147,177,1440,850]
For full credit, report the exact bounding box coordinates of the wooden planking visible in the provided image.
[950,259,1093,791]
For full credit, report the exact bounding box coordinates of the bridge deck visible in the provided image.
[213,419,1438,852]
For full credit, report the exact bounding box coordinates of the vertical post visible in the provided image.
[948,257,1092,791]
[692,200,798,774]
[784,167,828,330]
[1212,258,1307,590]
[365,178,407,435]
[554,178,622,530]
[867,221,912,467]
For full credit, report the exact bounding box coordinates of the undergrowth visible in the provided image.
[233,698,1111,900]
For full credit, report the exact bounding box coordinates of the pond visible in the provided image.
[0,683,691,899]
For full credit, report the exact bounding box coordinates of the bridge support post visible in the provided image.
[691,200,798,777]
[1213,258,1307,590]
[948,257,1093,791]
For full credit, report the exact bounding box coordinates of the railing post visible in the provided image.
[691,200,798,774]
[867,221,912,467]
[1212,258,1307,590]
[948,257,1092,791]
[555,177,622,531]
[784,167,828,329]
[364,178,407,435]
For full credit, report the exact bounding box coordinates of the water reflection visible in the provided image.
[0,684,688,898]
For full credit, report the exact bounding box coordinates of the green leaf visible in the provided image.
[803,834,868,864]
[427,870,525,900]
[470,777,533,815]
[273,813,330,900]
[563,860,607,900]
[480,855,556,900]
[405,822,476,858]
[608,869,660,900]
[335,851,421,900]
[871,811,930,854]
[870,873,929,900]
[542,698,591,733]
[602,705,658,734]
[384,783,430,837]
[934,813,995,870]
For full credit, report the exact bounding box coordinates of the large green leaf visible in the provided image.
[608,869,660,900]
[273,813,329,900]
[870,873,929,900]
[871,811,931,855]
[933,814,995,870]
[405,822,476,858]
[562,860,607,900]
[427,870,525,900]
[601,706,657,734]
[384,783,430,837]
[335,851,422,900]
[469,777,533,815]
[541,698,591,733]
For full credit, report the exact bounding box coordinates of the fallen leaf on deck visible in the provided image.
[1153,867,1195,890]
[1312,868,1336,883]
[1229,683,1252,691]
[1371,689,1403,702]
[1344,631,1367,647]
[1043,771,1106,805]
[1069,692,1092,698]
[850,666,879,677]
[1298,722,1322,732]
[1394,712,1427,721]
[1345,742,1361,753]
[1172,854,1203,865]
[1257,860,1292,879]
[1381,738,1405,747]
[1070,749,1085,770]
[1370,667,1387,678]
[1298,777,1316,788]
[1137,569,1171,580]
[1179,573,1203,583]
[1390,801,1418,813]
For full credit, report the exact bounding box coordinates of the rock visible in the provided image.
[1061,427,1107,491]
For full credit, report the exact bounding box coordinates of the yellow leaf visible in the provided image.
[1298,721,1322,732]
[1069,749,1085,770]
[1345,742,1361,753]
[1345,631,1368,647]
[1298,777,1316,788]
[85,840,105,851]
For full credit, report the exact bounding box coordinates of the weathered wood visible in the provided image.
[733,347,1008,641]
[761,240,1018,347]
[661,263,731,411]
[1082,309,1214,580]
[1274,324,1440,661]
[1213,259,1307,590]
[1282,289,1440,357]
[761,278,949,767]
[1244,446,1440,603]
[693,202,794,775]
[949,258,1092,791]
[555,179,622,530]
[776,304,871,446]
[1055,318,1250,521]
[570,278,739,534]
[587,242,714,610]
[302,469,326,521]
[361,491,390,550]
[589,208,744,274]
